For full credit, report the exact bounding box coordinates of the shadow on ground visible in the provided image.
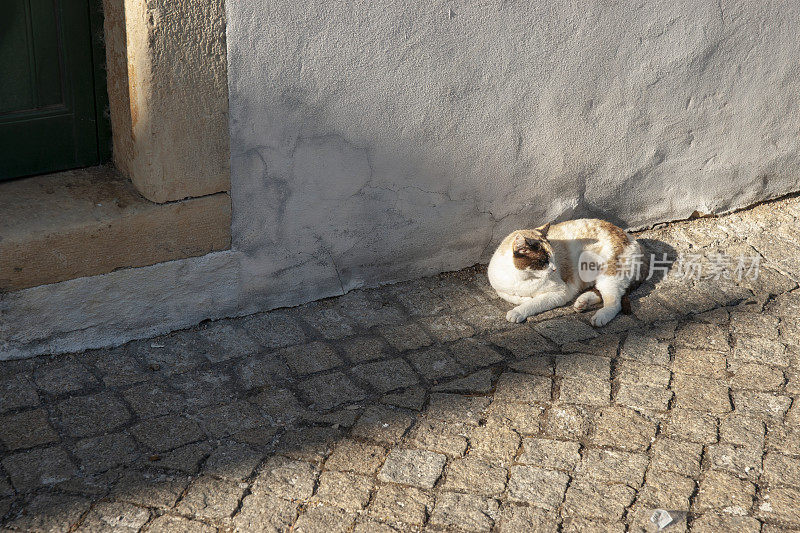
[2,201,800,532]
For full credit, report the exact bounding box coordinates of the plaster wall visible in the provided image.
[226,0,800,308]
[4,0,800,359]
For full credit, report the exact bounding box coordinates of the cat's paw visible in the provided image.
[590,307,618,327]
[574,291,602,311]
[573,300,589,311]
[506,307,528,323]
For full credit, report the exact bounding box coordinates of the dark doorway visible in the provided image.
[0,0,110,181]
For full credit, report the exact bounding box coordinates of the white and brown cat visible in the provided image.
[488,219,642,326]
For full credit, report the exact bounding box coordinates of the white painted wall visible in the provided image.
[3,0,800,359]
[227,0,800,307]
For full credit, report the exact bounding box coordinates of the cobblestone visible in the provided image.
[378,448,446,488]
[763,452,800,487]
[232,493,297,532]
[351,358,418,393]
[5,197,800,530]
[732,390,792,421]
[0,408,59,450]
[484,399,542,434]
[638,470,696,510]
[72,433,140,473]
[351,405,414,443]
[0,374,40,413]
[407,419,468,456]
[694,470,755,514]
[468,421,521,464]
[368,484,432,525]
[535,317,598,344]
[650,438,703,477]
[77,501,151,532]
[253,456,318,500]
[518,437,581,470]
[143,515,215,532]
[132,334,207,377]
[448,338,505,368]
[197,400,266,438]
[429,491,499,532]
[419,314,476,343]
[731,362,785,390]
[157,441,212,474]
[110,470,189,509]
[616,382,673,411]
[590,407,657,452]
[731,336,790,368]
[202,441,262,481]
[506,466,569,509]
[293,505,356,533]
[578,448,649,485]
[324,439,386,475]
[758,485,800,525]
[4,493,89,533]
[433,368,494,393]
[496,504,558,531]
[494,372,551,403]
[121,380,185,418]
[176,475,244,520]
[558,376,611,405]
[671,374,732,414]
[441,456,507,495]
[563,477,635,520]
[3,447,77,492]
[297,371,366,410]
[424,393,489,424]
[692,512,761,533]
[662,409,719,444]
[34,360,98,395]
[239,311,306,348]
[314,471,373,511]
[706,442,762,479]
[129,415,204,451]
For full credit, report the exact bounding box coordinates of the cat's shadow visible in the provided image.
[630,237,679,297]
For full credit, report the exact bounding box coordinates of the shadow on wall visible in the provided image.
[228,89,651,313]
[5,236,787,530]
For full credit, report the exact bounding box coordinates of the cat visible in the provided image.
[488,219,643,326]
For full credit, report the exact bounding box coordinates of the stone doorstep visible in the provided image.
[0,165,231,292]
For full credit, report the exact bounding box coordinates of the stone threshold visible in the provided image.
[0,166,231,292]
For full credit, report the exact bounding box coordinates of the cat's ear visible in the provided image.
[536,222,551,238]
[513,233,527,251]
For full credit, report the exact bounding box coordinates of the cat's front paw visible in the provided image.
[506,307,528,323]
[573,291,602,311]
[590,307,618,327]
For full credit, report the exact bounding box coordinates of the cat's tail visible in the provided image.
[621,294,633,315]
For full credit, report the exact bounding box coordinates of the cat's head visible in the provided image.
[512,223,552,271]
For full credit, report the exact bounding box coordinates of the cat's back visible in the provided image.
[549,219,638,272]
[548,218,628,242]
[549,219,631,254]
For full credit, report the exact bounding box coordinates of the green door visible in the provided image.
[0,0,109,181]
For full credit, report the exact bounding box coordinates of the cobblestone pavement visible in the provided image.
[3,197,800,532]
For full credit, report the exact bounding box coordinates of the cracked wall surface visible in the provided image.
[226,0,800,310]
